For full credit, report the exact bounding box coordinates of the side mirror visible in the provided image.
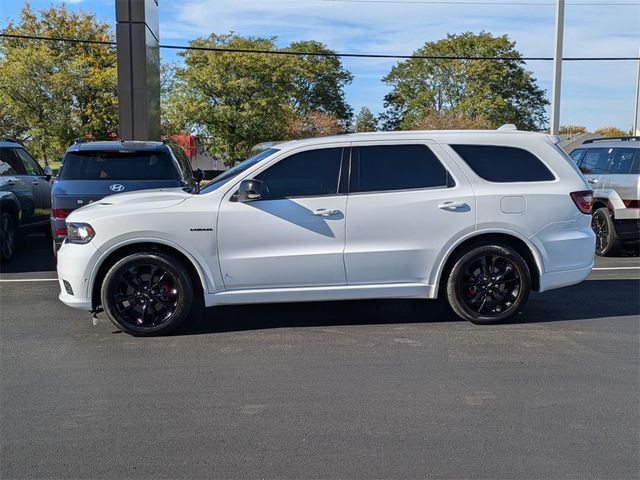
[194,168,204,183]
[43,166,53,181]
[235,179,264,202]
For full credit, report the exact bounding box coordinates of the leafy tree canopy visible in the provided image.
[594,126,628,137]
[164,33,353,164]
[0,2,118,163]
[381,32,548,132]
[354,107,378,132]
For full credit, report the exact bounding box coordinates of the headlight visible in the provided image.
[66,222,95,244]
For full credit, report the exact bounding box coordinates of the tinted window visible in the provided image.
[59,151,180,181]
[350,144,450,193]
[578,148,610,174]
[569,149,584,163]
[201,148,279,194]
[256,148,343,198]
[168,143,193,180]
[451,145,555,182]
[607,148,639,174]
[0,148,26,175]
[15,148,43,176]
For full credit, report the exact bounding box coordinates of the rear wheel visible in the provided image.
[446,244,531,325]
[0,212,16,263]
[101,252,193,336]
[592,207,620,256]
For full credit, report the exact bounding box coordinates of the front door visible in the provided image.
[217,147,348,290]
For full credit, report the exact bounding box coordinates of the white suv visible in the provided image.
[57,127,595,336]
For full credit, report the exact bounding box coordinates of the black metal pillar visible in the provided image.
[115,0,161,141]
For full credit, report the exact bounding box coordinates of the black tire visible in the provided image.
[591,207,620,257]
[0,212,17,263]
[446,244,531,325]
[100,252,194,336]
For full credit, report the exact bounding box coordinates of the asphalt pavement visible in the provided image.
[1,234,639,479]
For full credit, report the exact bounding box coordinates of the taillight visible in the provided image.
[55,227,67,236]
[52,208,74,219]
[571,190,593,214]
[622,199,640,209]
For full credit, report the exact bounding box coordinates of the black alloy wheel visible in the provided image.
[591,207,620,256]
[446,244,531,324]
[101,252,193,336]
[0,212,16,263]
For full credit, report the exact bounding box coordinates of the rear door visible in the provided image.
[344,142,475,285]
[572,147,609,192]
[14,147,52,222]
[0,148,40,225]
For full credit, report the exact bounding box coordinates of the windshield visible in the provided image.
[59,151,179,181]
[199,148,280,194]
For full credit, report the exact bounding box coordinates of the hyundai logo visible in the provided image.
[109,184,125,192]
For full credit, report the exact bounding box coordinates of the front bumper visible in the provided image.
[56,240,100,311]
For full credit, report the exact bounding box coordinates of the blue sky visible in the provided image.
[2,0,639,131]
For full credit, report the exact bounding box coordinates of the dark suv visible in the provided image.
[51,140,202,251]
[0,138,53,262]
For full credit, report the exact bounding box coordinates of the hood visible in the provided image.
[67,188,191,222]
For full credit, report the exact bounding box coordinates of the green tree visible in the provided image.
[381,32,548,131]
[354,107,378,132]
[165,33,353,164]
[559,125,587,135]
[594,126,627,137]
[0,2,118,163]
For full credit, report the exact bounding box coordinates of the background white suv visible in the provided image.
[56,128,595,336]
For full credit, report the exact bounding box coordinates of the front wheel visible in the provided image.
[101,252,193,336]
[446,244,531,325]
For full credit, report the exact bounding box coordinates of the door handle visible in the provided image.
[438,201,469,210]
[32,181,39,186]
[313,208,340,216]
[588,179,598,184]
[7,181,15,186]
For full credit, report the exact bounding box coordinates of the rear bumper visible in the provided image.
[538,263,593,292]
[613,218,640,242]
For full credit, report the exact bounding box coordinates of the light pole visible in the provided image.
[633,45,639,135]
[550,0,565,135]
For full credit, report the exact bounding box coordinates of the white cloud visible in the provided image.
[160,0,639,130]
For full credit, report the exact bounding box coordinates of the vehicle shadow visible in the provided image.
[178,279,640,336]
[0,233,56,274]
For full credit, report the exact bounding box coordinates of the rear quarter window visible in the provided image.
[451,145,555,182]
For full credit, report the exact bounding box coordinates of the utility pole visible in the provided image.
[550,0,565,135]
[633,45,639,135]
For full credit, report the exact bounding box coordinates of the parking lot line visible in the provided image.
[0,278,59,283]
[592,267,640,271]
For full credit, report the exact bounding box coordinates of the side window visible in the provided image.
[608,148,639,175]
[169,144,194,180]
[350,144,451,193]
[580,148,610,174]
[451,145,555,182]
[14,148,43,176]
[255,148,343,199]
[569,149,584,164]
[0,148,27,175]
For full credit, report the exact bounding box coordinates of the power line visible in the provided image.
[1,33,638,61]
[320,0,638,4]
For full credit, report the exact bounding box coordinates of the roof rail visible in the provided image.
[71,138,87,145]
[583,136,639,144]
[0,137,18,143]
